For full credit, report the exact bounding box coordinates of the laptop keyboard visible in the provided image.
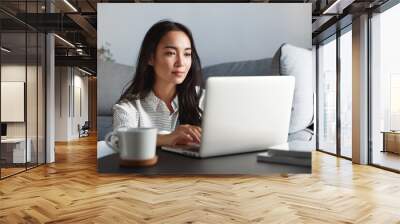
[181,150,200,157]
[176,143,200,152]
[163,143,201,157]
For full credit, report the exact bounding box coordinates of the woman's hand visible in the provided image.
[157,124,202,146]
[170,124,202,145]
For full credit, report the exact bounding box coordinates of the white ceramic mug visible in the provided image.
[105,127,157,161]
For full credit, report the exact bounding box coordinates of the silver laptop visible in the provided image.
[162,76,295,158]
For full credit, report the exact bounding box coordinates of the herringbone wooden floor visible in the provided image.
[1,134,400,224]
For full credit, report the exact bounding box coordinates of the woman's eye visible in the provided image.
[166,52,175,56]
[185,53,192,57]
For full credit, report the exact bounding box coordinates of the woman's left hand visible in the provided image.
[169,124,202,145]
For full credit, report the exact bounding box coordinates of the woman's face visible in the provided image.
[150,31,192,85]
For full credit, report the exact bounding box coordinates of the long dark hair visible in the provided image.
[119,20,203,126]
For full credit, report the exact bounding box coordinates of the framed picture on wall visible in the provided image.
[1,81,25,122]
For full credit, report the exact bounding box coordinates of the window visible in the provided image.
[390,74,400,130]
[318,36,337,155]
[339,28,352,158]
[371,2,400,171]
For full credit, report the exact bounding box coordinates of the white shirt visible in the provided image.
[113,88,205,134]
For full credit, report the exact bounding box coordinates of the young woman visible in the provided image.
[113,20,204,146]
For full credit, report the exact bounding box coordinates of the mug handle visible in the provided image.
[105,131,120,153]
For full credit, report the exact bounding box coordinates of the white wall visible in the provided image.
[1,63,46,163]
[72,73,89,138]
[1,65,27,141]
[1,66,26,137]
[98,3,311,67]
[1,65,39,137]
[55,67,89,141]
[74,74,89,123]
[55,67,68,141]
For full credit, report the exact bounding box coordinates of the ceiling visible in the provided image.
[0,0,389,75]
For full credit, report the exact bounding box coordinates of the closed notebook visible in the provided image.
[262,141,313,158]
[257,141,313,167]
[257,151,311,167]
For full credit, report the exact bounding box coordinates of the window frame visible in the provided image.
[315,23,353,160]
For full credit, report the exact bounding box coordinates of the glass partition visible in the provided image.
[26,0,42,169]
[317,36,337,155]
[0,1,46,179]
[38,32,45,165]
[1,31,28,177]
[27,31,38,169]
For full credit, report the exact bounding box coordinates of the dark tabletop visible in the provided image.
[97,148,311,175]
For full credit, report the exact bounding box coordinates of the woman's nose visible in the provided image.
[174,54,185,67]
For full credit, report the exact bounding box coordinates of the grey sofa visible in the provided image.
[98,43,314,141]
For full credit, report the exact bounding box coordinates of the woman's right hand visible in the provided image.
[168,124,202,146]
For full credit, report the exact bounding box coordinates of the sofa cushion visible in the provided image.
[97,116,113,141]
[272,43,314,133]
[202,58,273,81]
[288,128,314,141]
[98,60,135,116]
[202,43,313,134]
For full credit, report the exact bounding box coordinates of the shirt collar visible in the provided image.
[171,95,179,112]
[146,90,179,113]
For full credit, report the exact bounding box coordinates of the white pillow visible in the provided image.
[272,43,314,134]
